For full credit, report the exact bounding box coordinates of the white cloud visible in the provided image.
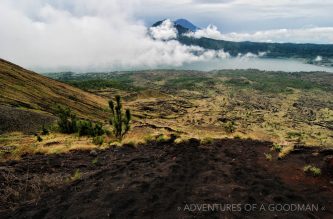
[221,27,333,44]
[185,24,333,44]
[314,56,322,62]
[0,0,332,72]
[0,1,229,72]
[149,19,177,40]
[185,24,223,40]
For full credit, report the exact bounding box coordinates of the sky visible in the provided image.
[0,0,332,72]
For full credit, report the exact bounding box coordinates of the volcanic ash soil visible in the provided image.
[1,139,333,218]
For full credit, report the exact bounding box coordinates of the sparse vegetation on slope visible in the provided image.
[0,59,108,123]
[109,95,131,140]
[50,69,332,148]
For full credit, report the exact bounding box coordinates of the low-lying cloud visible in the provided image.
[149,19,177,40]
[186,25,333,44]
[1,0,332,72]
[0,1,229,72]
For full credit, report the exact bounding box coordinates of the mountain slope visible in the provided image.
[178,35,333,61]
[151,19,333,64]
[0,59,108,123]
[152,19,194,35]
[174,19,199,32]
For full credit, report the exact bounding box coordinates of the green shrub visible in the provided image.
[109,95,131,140]
[77,120,105,137]
[55,105,78,134]
[77,120,93,136]
[271,143,283,152]
[93,136,104,146]
[224,121,236,133]
[156,135,167,143]
[144,134,155,143]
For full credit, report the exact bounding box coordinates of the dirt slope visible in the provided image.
[2,139,332,218]
[0,105,56,134]
[0,59,108,122]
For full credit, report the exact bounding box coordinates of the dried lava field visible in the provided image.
[1,138,333,218]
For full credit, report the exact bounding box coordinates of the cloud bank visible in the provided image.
[0,1,228,72]
[149,19,177,40]
[186,25,333,44]
[0,0,332,72]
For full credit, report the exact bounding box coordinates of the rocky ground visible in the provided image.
[1,138,333,218]
[0,105,56,135]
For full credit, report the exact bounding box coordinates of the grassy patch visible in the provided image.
[271,143,283,152]
[303,165,321,176]
[221,70,326,93]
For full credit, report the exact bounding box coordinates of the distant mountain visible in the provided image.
[151,19,333,65]
[179,36,333,61]
[152,19,197,35]
[174,19,199,32]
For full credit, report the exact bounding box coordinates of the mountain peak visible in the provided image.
[174,19,199,32]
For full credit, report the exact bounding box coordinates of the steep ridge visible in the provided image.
[0,59,108,124]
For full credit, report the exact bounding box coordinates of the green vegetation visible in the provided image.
[56,105,78,134]
[271,143,283,152]
[54,96,130,145]
[303,165,321,176]
[42,69,333,148]
[77,120,104,137]
[224,121,236,133]
[178,35,333,63]
[93,136,104,146]
[222,70,328,93]
[109,95,131,140]
[156,134,167,143]
[56,105,105,143]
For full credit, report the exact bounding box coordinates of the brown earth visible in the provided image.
[0,105,56,134]
[1,138,333,219]
[0,59,108,122]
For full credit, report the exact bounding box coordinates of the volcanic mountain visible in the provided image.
[151,18,333,63]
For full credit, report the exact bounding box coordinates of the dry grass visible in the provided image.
[0,132,104,161]
[0,58,108,122]
[1,69,332,161]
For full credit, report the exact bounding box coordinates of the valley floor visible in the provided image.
[1,138,333,218]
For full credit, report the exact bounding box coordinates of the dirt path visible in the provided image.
[1,139,333,218]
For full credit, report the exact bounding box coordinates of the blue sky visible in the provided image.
[0,0,332,71]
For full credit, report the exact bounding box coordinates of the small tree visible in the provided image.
[56,105,77,134]
[109,95,131,140]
